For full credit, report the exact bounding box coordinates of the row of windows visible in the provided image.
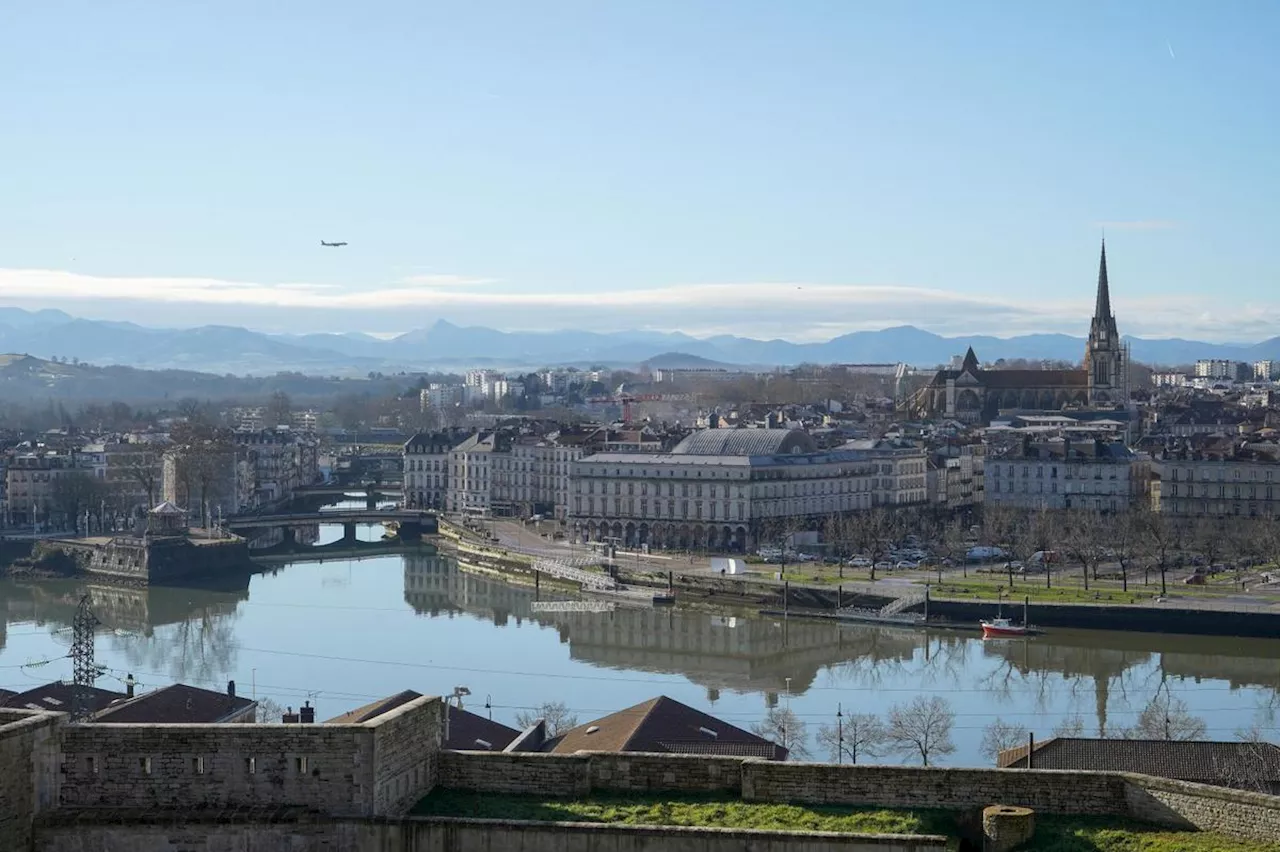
[577,479,865,499]
[1165,484,1275,500]
[1167,467,1275,482]
[84,754,305,777]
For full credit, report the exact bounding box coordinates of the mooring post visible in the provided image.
[784,580,790,617]
[535,570,540,601]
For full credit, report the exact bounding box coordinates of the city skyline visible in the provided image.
[3,2,1279,341]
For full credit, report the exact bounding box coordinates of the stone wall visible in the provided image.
[1124,773,1280,843]
[34,815,951,852]
[441,751,1127,816]
[59,696,443,817]
[369,695,442,816]
[0,710,62,852]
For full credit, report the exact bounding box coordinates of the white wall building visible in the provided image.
[986,439,1139,512]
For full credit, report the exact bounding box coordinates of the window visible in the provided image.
[296,756,309,773]
[246,757,257,774]
[193,756,206,775]
[140,757,152,775]
[86,756,98,775]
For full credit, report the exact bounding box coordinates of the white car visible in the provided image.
[874,560,894,572]
[895,560,919,570]
[848,556,872,568]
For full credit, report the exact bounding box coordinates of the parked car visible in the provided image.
[895,560,919,570]
[874,560,894,572]
[848,556,872,568]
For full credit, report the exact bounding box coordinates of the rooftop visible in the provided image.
[93,683,256,724]
[671,428,816,456]
[3,681,125,715]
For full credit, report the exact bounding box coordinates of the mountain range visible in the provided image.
[1,307,1277,376]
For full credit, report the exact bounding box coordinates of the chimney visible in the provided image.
[300,701,315,724]
[282,706,300,724]
[125,673,136,699]
[227,680,236,699]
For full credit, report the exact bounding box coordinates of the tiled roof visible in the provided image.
[550,695,786,760]
[444,707,521,751]
[0,688,17,704]
[998,737,1280,791]
[3,682,124,715]
[324,690,423,724]
[93,683,256,724]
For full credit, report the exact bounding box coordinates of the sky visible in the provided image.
[2,1,1279,343]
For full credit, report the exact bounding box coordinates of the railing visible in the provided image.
[879,592,926,617]
[532,557,618,590]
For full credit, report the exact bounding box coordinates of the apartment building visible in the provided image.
[568,429,877,552]
[1151,439,1280,518]
[403,430,465,510]
[986,438,1139,512]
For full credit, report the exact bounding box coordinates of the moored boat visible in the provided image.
[981,617,1028,638]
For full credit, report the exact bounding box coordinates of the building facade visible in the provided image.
[403,431,461,510]
[986,439,1139,512]
[1152,444,1280,517]
[569,429,877,552]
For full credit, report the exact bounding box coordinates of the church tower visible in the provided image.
[1084,239,1128,405]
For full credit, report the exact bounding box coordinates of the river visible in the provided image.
[2,520,1277,767]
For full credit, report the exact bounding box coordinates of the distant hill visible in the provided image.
[0,306,1271,375]
[640,352,740,369]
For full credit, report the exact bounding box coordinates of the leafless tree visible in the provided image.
[263,390,292,428]
[981,718,1030,763]
[125,456,160,511]
[816,709,885,764]
[1193,516,1233,577]
[1106,511,1141,593]
[1064,509,1107,591]
[848,507,899,582]
[1136,507,1186,596]
[1026,507,1058,589]
[1052,714,1087,737]
[939,519,972,579]
[514,700,578,737]
[255,697,284,723]
[1125,683,1207,741]
[751,707,811,759]
[886,695,956,766]
[983,504,1029,588]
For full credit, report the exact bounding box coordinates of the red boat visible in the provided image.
[981,617,1028,638]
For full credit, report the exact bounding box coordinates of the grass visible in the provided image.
[1026,816,1280,852]
[411,790,952,835]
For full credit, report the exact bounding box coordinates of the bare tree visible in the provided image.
[1106,511,1141,593]
[514,700,578,737]
[980,717,1030,763]
[816,708,885,764]
[1136,507,1186,596]
[886,695,956,766]
[1192,515,1232,577]
[983,504,1028,588]
[1026,507,1058,590]
[255,697,284,723]
[751,706,811,760]
[849,507,899,582]
[1052,714,1087,737]
[1063,510,1107,591]
[264,390,293,428]
[1125,683,1207,741]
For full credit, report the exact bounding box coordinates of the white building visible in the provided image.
[568,429,878,552]
[1195,359,1237,380]
[840,439,930,506]
[447,431,508,516]
[1152,442,1280,518]
[403,431,460,510]
[1255,360,1280,382]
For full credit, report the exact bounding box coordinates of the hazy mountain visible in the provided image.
[0,306,1270,375]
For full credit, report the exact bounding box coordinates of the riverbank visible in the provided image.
[436,520,1280,639]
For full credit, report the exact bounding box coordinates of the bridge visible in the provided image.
[250,538,430,564]
[226,508,432,530]
[292,484,402,498]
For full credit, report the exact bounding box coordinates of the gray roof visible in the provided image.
[672,429,816,456]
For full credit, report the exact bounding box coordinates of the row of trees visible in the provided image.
[770,501,1280,594]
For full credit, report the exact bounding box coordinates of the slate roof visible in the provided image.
[672,428,816,457]
[444,707,521,751]
[324,690,423,724]
[998,737,1280,792]
[93,683,256,724]
[549,695,787,760]
[3,681,125,715]
[0,688,17,704]
[150,501,185,515]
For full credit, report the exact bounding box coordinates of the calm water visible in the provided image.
[2,520,1278,766]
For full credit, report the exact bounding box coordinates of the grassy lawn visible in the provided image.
[411,790,952,835]
[1027,816,1280,852]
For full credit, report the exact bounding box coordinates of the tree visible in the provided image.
[816,708,885,764]
[886,696,956,766]
[1192,515,1232,577]
[255,697,284,723]
[1125,684,1207,741]
[751,707,810,760]
[513,700,579,737]
[51,471,105,532]
[1137,508,1187,596]
[1106,511,1141,593]
[125,454,161,511]
[982,504,1028,588]
[1025,507,1058,590]
[848,507,899,582]
[980,718,1029,763]
[1063,509,1107,592]
[1052,714,1087,737]
[168,422,237,524]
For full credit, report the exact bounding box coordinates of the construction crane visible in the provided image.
[585,383,668,425]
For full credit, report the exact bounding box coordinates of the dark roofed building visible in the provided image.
[444,707,521,752]
[93,682,257,724]
[547,695,787,761]
[3,682,125,716]
[998,737,1280,793]
[0,688,17,704]
[671,428,816,457]
[324,690,424,724]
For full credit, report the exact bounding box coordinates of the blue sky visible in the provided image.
[2,1,1278,341]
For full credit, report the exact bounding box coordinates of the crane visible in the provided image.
[585,383,668,425]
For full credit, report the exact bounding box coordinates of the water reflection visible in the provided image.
[1,535,1277,765]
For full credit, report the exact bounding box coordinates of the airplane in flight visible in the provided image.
[320,240,348,247]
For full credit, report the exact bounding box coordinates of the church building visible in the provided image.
[923,242,1129,424]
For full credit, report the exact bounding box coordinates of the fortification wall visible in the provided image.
[1,710,63,852]
[1124,773,1280,843]
[34,815,950,852]
[369,695,442,816]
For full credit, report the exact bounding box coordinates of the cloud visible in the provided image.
[1093,220,1178,231]
[0,266,1274,343]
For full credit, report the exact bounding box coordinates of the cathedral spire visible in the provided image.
[1094,239,1112,320]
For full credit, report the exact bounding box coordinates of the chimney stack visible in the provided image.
[125,674,136,699]
[282,706,300,724]
[227,680,236,699]
[300,701,315,724]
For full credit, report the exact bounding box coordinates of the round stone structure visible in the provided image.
[982,804,1035,852]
